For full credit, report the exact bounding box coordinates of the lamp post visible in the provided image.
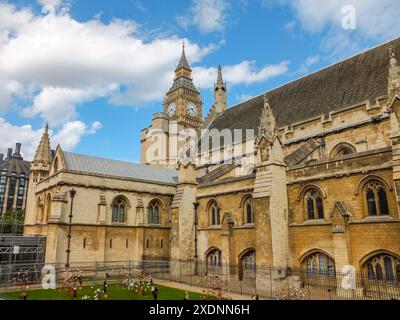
[65,189,76,268]
[193,201,200,275]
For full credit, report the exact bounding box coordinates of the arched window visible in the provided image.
[148,200,161,224]
[239,250,256,280]
[244,198,254,224]
[305,189,324,220]
[112,197,126,223]
[210,202,221,226]
[302,252,335,276]
[364,181,389,216]
[330,143,356,160]
[206,248,222,272]
[44,194,52,223]
[363,253,400,283]
[335,147,354,158]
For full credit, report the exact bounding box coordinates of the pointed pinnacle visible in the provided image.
[217,64,223,85]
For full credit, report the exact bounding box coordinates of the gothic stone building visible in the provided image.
[24,38,400,295]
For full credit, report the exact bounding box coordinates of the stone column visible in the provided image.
[96,194,107,262]
[170,162,198,279]
[331,202,363,298]
[221,212,234,282]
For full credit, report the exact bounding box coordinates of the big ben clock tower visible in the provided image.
[164,44,203,130]
[141,45,203,167]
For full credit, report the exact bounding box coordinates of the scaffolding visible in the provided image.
[0,236,46,288]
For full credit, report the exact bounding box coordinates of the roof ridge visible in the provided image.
[63,151,177,172]
[220,36,400,114]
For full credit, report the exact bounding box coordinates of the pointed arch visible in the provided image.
[298,248,335,264]
[146,197,166,210]
[329,142,356,160]
[299,249,336,276]
[238,248,256,281]
[206,199,221,226]
[204,246,222,273]
[51,145,66,174]
[355,175,393,196]
[360,250,400,283]
[205,198,221,212]
[148,198,163,225]
[111,195,129,223]
[297,184,327,201]
[240,194,254,225]
[360,249,400,266]
[44,193,52,223]
[239,194,253,208]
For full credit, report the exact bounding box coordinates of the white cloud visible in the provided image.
[193,61,289,88]
[268,0,400,58]
[21,85,117,125]
[0,2,289,125]
[177,0,229,34]
[0,118,42,160]
[279,0,400,38]
[0,3,217,125]
[297,55,319,74]
[235,93,253,102]
[0,118,102,160]
[37,0,63,8]
[53,121,102,150]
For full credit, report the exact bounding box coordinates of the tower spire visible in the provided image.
[214,64,227,114]
[33,124,52,165]
[176,42,192,71]
[217,64,224,86]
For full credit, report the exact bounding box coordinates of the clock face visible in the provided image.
[186,101,198,117]
[166,102,176,117]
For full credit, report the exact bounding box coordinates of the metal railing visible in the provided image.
[0,260,399,300]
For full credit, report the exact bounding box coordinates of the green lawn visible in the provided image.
[0,283,208,301]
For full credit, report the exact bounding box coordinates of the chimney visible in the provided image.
[0,153,3,162]
[6,148,12,159]
[14,143,21,156]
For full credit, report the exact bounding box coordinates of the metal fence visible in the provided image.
[0,236,46,288]
[1,259,399,300]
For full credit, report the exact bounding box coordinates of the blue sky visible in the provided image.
[0,0,399,162]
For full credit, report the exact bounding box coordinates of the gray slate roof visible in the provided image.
[175,46,192,71]
[167,76,199,94]
[208,37,400,132]
[0,157,30,177]
[63,152,178,185]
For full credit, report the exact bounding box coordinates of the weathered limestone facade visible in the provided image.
[25,39,400,296]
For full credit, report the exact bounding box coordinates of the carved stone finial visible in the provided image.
[178,129,196,166]
[386,44,400,111]
[258,94,275,141]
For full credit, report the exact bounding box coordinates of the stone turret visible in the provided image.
[24,124,53,229]
[33,124,52,169]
